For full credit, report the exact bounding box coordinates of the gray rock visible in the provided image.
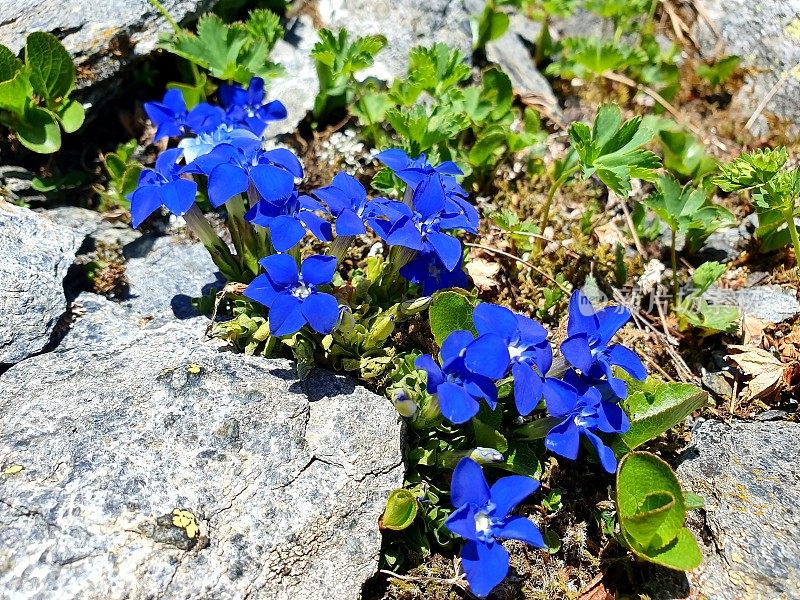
[706,284,800,324]
[484,27,560,116]
[0,303,404,599]
[267,15,320,138]
[676,420,800,599]
[0,0,217,96]
[0,166,47,205]
[695,0,800,138]
[44,206,142,250]
[698,214,757,264]
[122,234,224,325]
[317,0,472,82]
[0,201,83,365]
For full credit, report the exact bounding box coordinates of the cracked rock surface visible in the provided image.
[0,201,83,365]
[675,420,800,599]
[0,0,217,96]
[0,233,405,600]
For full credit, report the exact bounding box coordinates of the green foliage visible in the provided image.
[311,28,387,120]
[94,139,142,211]
[697,55,741,88]
[471,1,511,50]
[644,174,735,253]
[491,210,539,253]
[428,289,478,347]
[658,128,718,182]
[0,32,85,153]
[569,104,661,197]
[160,10,285,85]
[616,452,702,570]
[612,376,707,454]
[381,489,419,531]
[675,261,740,333]
[715,147,800,261]
[546,37,647,79]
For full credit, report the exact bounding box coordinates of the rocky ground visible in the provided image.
[1,1,800,599]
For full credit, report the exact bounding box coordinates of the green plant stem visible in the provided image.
[226,194,260,279]
[329,235,355,263]
[535,165,579,254]
[350,75,381,145]
[783,208,800,275]
[670,228,679,305]
[147,0,204,91]
[183,205,240,281]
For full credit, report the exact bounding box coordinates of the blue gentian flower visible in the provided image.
[244,254,340,336]
[178,124,260,165]
[127,148,196,228]
[369,176,474,271]
[376,148,479,231]
[182,140,303,207]
[245,192,332,251]
[415,330,509,424]
[144,89,188,140]
[544,370,630,474]
[445,458,545,597]
[560,290,647,398]
[220,77,288,136]
[399,250,467,294]
[312,172,384,236]
[472,303,579,417]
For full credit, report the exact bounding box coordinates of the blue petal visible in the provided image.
[335,209,367,236]
[258,253,299,287]
[490,475,540,518]
[244,273,280,308]
[472,303,518,340]
[208,163,249,207]
[515,314,548,346]
[129,185,164,228]
[461,540,509,598]
[219,83,246,108]
[376,148,411,172]
[155,147,184,177]
[445,504,478,541]
[599,358,629,399]
[263,148,304,179]
[385,220,424,250]
[301,254,337,285]
[301,292,339,334]
[512,362,542,416]
[437,381,480,424]
[595,306,632,346]
[426,231,462,272]
[494,515,545,548]
[259,99,287,120]
[436,161,464,176]
[584,429,618,474]
[567,290,599,337]
[246,76,265,104]
[595,400,630,434]
[250,164,296,201]
[270,215,306,251]
[545,419,581,460]
[542,378,579,417]
[412,175,446,217]
[185,104,225,133]
[450,457,490,508]
[561,334,594,374]
[300,211,334,242]
[440,330,475,366]
[464,334,510,380]
[160,179,196,216]
[606,344,647,380]
[269,293,307,337]
[415,354,444,392]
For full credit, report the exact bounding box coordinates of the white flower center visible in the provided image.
[292,283,312,299]
[475,512,492,535]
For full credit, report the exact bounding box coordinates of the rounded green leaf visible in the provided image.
[25,32,76,102]
[616,452,686,552]
[380,489,418,531]
[428,290,477,347]
[624,527,703,571]
[15,104,61,153]
[55,98,84,133]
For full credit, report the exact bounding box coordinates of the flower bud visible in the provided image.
[390,388,418,418]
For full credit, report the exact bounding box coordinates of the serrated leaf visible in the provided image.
[613,380,707,453]
[428,289,477,347]
[381,489,418,531]
[714,147,787,192]
[25,32,75,104]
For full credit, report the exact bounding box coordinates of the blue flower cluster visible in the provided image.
[130,81,479,336]
[416,290,645,474]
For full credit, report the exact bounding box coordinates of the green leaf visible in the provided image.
[25,32,75,104]
[381,489,419,531]
[407,43,470,96]
[714,147,787,192]
[0,68,32,115]
[614,380,707,453]
[497,441,542,478]
[15,104,61,153]
[472,418,509,453]
[617,452,701,569]
[684,492,705,510]
[54,98,84,133]
[697,55,741,87]
[691,261,726,295]
[0,43,24,82]
[471,3,510,50]
[428,290,477,347]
